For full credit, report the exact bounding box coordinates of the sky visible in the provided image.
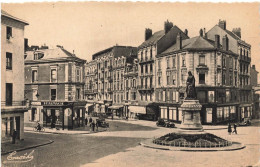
[2,2,260,75]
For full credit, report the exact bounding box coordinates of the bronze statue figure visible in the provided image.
[186,71,196,99]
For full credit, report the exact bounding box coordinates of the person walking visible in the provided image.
[228,123,232,135]
[233,124,237,134]
[91,121,95,132]
[85,117,88,126]
[96,121,99,131]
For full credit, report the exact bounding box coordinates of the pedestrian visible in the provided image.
[12,129,17,144]
[96,121,99,131]
[228,123,232,135]
[91,121,95,132]
[233,124,237,134]
[85,117,88,126]
[89,117,92,123]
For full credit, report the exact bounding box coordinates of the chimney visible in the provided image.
[199,29,203,37]
[232,28,241,38]
[184,29,188,36]
[203,28,207,38]
[145,28,152,41]
[215,35,220,48]
[252,65,256,70]
[218,19,226,30]
[222,35,229,51]
[176,32,182,50]
[164,20,173,34]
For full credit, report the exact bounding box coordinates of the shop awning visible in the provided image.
[128,106,146,114]
[108,105,123,110]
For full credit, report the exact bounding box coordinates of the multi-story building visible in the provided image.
[87,46,137,117]
[123,58,139,118]
[136,20,189,120]
[1,10,29,142]
[24,45,86,130]
[207,20,253,122]
[251,65,259,119]
[85,60,97,114]
[156,29,240,124]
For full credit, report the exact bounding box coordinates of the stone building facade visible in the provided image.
[85,46,137,117]
[24,46,86,130]
[207,20,253,122]
[1,10,29,142]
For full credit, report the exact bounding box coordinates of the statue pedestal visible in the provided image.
[179,99,203,131]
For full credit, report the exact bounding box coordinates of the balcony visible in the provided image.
[139,57,154,64]
[137,85,154,91]
[1,100,29,111]
[196,64,209,73]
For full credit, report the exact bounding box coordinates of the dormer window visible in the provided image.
[6,26,12,40]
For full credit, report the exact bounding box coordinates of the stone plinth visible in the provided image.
[179,99,203,131]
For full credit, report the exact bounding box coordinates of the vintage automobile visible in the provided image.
[165,120,175,128]
[239,118,251,126]
[156,119,166,127]
[96,119,109,128]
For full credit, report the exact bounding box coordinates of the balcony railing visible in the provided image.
[1,100,28,109]
[139,57,154,64]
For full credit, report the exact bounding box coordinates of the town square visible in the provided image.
[1,2,260,167]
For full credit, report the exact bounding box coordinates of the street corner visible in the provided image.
[1,138,54,156]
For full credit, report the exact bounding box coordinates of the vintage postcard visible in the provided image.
[1,1,260,167]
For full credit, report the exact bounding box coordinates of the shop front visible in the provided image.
[108,105,124,118]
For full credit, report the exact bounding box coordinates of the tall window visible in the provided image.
[167,58,170,68]
[158,60,161,70]
[51,89,56,100]
[141,52,143,61]
[150,48,153,59]
[6,26,12,40]
[150,77,153,87]
[167,76,170,85]
[76,68,81,82]
[223,57,226,67]
[76,88,80,100]
[6,52,12,70]
[222,74,226,85]
[199,55,205,65]
[145,64,148,73]
[182,56,186,67]
[150,64,153,73]
[32,70,38,83]
[199,73,205,84]
[6,83,13,106]
[51,69,57,82]
[230,75,233,85]
[158,77,161,86]
[172,57,176,68]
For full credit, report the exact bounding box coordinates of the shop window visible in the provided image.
[206,108,212,123]
[199,73,205,84]
[224,107,229,120]
[6,26,12,40]
[6,52,12,70]
[197,91,207,103]
[208,91,215,103]
[217,107,223,122]
[226,90,230,103]
[31,108,37,122]
[51,89,56,100]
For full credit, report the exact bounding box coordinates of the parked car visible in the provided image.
[96,119,109,128]
[239,118,251,126]
[156,119,166,127]
[165,120,175,128]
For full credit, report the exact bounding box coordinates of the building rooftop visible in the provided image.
[92,45,137,60]
[1,10,29,25]
[138,30,165,49]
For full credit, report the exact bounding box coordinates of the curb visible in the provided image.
[140,139,246,152]
[25,128,108,135]
[1,140,54,155]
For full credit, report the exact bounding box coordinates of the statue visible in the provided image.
[186,71,196,99]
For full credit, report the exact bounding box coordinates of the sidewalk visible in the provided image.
[1,137,53,155]
[24,126,107,134]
